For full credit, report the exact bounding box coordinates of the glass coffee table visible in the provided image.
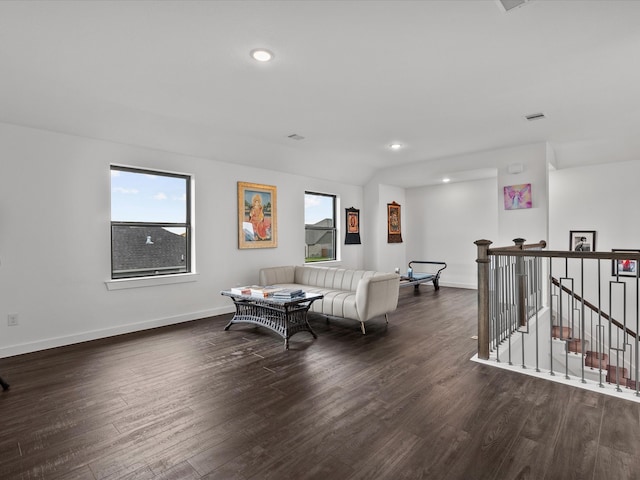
[221,290,324,349]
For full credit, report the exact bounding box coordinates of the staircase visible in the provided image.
[475,238,640,401]
[550,320,638,388]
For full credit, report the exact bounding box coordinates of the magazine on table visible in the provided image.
[272,288,305,299]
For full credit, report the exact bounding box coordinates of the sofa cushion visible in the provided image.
[294,266,376,291]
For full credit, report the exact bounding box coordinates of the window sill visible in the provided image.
[305,260,342,266]
[105,273,199,291]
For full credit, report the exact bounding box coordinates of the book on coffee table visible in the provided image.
[272,288,305,299]
[230,285,252,295]
[250,286,282,298]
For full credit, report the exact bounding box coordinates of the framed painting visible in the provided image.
[387,201,403,243]
[569,230,596,252]
[611,249,640,277]
[238,181,277,249]
[503,183,532,210]
[345,207,361,244]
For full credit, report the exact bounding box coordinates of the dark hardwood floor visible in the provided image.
[2,286,640,479]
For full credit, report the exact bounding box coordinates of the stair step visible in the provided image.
[585,351,609,370]
[607,365,629,386]
[567,338,589,353]
[552,326,572,339]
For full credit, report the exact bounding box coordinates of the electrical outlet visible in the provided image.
[7,313,19,326]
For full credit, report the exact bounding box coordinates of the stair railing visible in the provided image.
[475,238,640,395]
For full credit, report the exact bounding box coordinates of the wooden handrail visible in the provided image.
[551,276,637,340]
[494,239,547,251]
[488,248,640,261]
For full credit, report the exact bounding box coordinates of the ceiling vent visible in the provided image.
[496,0,532,12]
[288,133,305,141]
[525,112,546,121]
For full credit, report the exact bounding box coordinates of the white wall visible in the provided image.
[549,159,640,252]
[362,184,406,273]
[496,143,549,246]
[0,124,364,357]
[405,178,498,289]
[549,159,640,318]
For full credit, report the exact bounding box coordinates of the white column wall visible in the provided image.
[496,143,549,247]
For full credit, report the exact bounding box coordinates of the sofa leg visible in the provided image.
[385,313,389,325]
[360,322,366,335]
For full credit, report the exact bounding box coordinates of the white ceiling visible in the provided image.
[1,0,640,187]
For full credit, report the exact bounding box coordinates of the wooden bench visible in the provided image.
[400,261,447,291]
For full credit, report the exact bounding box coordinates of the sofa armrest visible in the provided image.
[259,266,296,285]
[355,273,400,322]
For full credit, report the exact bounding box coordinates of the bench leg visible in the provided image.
[433,279,440,290]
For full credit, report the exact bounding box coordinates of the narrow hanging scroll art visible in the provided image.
[345,207,361,244]
[387,201,403,243]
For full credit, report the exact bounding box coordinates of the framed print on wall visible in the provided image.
[345,207,361,244]
[569,230,596,252]
[611,249,640,277]
[238,181,277,249]
[387,201,403,243]
[503,183,532,210]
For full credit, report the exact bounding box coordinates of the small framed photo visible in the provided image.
[237,181,277,249]
[569,230,596,252]
[612,249,640,277]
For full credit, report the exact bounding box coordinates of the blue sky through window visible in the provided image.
[305,193,334,225]
[111,169,187,223]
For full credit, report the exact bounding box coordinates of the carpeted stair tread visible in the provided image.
[567,338,589,353]
[585,351,609,370]
[606,365,629,386]
[552,325,572,339]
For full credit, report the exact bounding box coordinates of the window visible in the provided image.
[110,166,191,279]
[305,192,336,262]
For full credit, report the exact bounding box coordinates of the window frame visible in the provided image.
[110,165,192,280]
[304,191,337,263]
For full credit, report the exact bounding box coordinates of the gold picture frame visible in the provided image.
[238,181,277,249]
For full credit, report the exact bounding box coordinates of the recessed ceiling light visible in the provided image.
[442,178,451,183]
[250,49,274,62]
[389,143,403,150]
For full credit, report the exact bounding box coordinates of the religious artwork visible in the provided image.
[237,181,277,249]
[387,201,403,243]
[345,207,361,245]
[569,230,596,252]
[503,183,532,210]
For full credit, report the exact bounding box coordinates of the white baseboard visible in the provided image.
[0,305,235,359]
[440,281,476,290]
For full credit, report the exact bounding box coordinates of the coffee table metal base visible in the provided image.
[222,293,321,349]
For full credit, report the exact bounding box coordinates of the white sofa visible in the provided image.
[259,265,400,334]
